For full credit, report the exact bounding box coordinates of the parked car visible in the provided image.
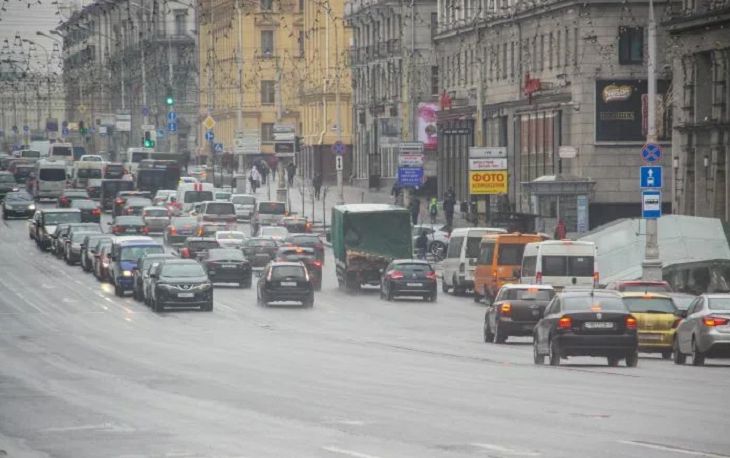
[195,200,236,224]
[71,199,102,223]
[29,209,82,250]
[257,261,314,307]
[113,190,151,216]
[275,246,322,290]
[674,294,730,366]
[533,290,639,367]
[203,248,252,288]
[412,224,451,259]
[93,241,113,282]
[108,236,164,296]
[64,230,97,265]
[484,284,555,344]
[148,259,213,312]
[379,259,438,302]
[620,292,680,359]
[142,206,171,233]
[80,234,113,273]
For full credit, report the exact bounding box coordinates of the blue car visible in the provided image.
[109,236,164,296]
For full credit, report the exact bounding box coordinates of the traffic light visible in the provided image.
[165,92,174,105]
[143,131,155,148]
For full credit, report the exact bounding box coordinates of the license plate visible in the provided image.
[640,333,663,340]
[281,281,297,287]
[584,322,614,329]
[222,264,237,268]
[178,292,194,298]
[407,282,423,287]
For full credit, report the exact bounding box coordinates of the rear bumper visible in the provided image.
[208,270,252,283]
[391,280,437,296]
[698,331,730,356]
[263,287,312,302]
[497,318,539,336]
[555,333,638,357]
[637,330,675,352]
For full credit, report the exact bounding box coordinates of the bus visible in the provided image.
[136,159,181,195]
[123,147,153,176]
[32,158,67,200]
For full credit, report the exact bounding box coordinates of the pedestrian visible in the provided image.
[286,162,297,187]
[415,230,428,260]
[249,166,261,193]
[313,173,323,200]
[443,187,456,229]
[391,182,402,205]
[408,195,421,225]
[259,162,269,185]
[428,197,438,225]
[554,219,567,240]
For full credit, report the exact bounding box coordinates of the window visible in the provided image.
[497,244,526,265]
[447,236,463,258]
[542,255,595,277]
[261,30,274,55]
[479,242,496,264]
[261,80,275,104]
[174,9,187,36]
[522,256,537,277]
[431,12,438,38]
[431,66,439,95]
[261,123,275,142]
[299,0,304,12]
[618,26,643,64]
[260,0,273,11]
[298,31,304,57]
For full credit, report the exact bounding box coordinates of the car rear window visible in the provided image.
[208,249,245,261]
[232,195,255,205]
[144,208,169,217]
[51,146,72,157]
[71,200,97,209]
[272,265,306,279]
[77,169,103,179]
[258,202,286,214]
[709,298,730,310]
[563,296,627,312]
[250,240,277,247]
[161,263,206,277]
[39,169,66,181]
[44,212,82,224]
[503,288,554,301]
[116,216,144,225]
[183,190,213,203]
[395,263,433,274]
[288,235,320,245]
[189,241,220,250]
[466,236,482,258]
[497,244,526,265]
[542,255,594,277]
[623,297,677,314]
[205,203,235,214]
[172,217,196,226]
[71,231,94,242]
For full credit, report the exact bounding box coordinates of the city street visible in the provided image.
[0,205,729,458]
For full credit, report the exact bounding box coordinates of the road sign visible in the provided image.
[275,142,295,155]
[115,113,131,132]
[397,166,424,188]
[640,166,662,189]
[641,143,662,163]
[469,170,508,195]
[469,158,507,171]
[214,143,224,154]
[335,155,343,171]
[23,125,29,133]
[469,146,507,158]
[235,130,260,155]
[157,129,166,138]
[398,142,424,154]
[558,146,578,159]
[141,124,155,131]
[398,153,425,167]
[167,111,177,122]
[142,106,150,116]
[62,127,69,136]
[168,122,177,133]
[202,115,216,131]
[333,140,345,155]
[204,130,214,141]
[642,190,662,219]
[273,124,296,141]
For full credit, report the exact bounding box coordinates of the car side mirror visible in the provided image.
[678,310,688,318]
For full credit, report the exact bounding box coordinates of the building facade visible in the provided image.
[667,1,730,219]
[435,0,676,233]
[198,0,304,169]
[59,0,197,158]
[298,0,353,185]
[346,0,438,190]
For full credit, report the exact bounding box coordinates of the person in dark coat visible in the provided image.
[313,173,322,200]
[286,162,297,187]
[408,196,421,225]
[443,187,456,228]
[415,230,428,259]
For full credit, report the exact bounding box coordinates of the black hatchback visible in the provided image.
[242,237,279,268]
[203,248,252,288]
[257,262,314,307]
[380,259,437,302]
[533,290,639,367]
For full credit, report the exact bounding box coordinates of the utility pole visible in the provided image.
[167,7,177,155]
[642,0,662,281]
[276,57,287,203]
[235,0,245,174]
[334,13,344,205]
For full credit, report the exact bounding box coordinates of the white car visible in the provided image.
[79,154,103,162]
[412,224,450,259]
[215,230,246,248]
[257,225,288,241]
[178,176,199,185]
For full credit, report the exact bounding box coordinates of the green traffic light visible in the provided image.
[144,139,155,148]
[166,96,174,105]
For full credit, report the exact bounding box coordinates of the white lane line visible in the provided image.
[321,446,384,458]
[471,443,541,456]
[619,440,730,457]
[42,423,135,433]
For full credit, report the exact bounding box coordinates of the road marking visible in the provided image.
[471,443,541,456]
[619,441,730,457]
[321,446,384,458]
[42,423,134,433]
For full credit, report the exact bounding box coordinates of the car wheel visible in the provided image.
[430,241,446,260]
[114,282,123,297]
[625,351,639,368]
[607,356,620,367]
[533,339,545,365]
[661,350,672,360]
[691,337,706,366]
[483,320,494,343]
[429,292,437,302]
[202,301,213,312]
[548,339,561,366]
[673,338,686,365]
[493,320,507,344]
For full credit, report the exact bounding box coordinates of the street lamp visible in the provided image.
[22,38,55,123]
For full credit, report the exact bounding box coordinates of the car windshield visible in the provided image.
[542,256,594,277]
[120,245,163,262]
[205,203,234,214]
[497,244,526,265]
[44,212,81,224]
[258,202,286,214]
[51,146,72,157]
[21,150,40,158]
[262,227,287,236]
[77,169,103,178]
[623,297,677,314]
[288,235,319,245]
[6,192,32,201]
[131,152,149,163]
[217,232,245,240]
[0,174,15,183]
[232,195,255,205]
[184,190,213,203]
[271,265,305,279]
[144,208,168,217]
[709,297,730,311]
[172,217,196,226]
[161,263,206,277]
[208,249,245,261]
[503,288,554,301]
[116,216,144,225]
[563,295,627,312]
[39,169,66,181]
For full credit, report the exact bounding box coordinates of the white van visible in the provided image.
[176,182,214,213]
[442,227,507,294]
[72,160,104,188]
[32,158,67,199]
[520,240,598,290]
[48,143,74,164]
[124,147,152,176]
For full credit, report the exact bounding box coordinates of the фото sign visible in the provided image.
[595,79,670,142]
[469,170,508,195]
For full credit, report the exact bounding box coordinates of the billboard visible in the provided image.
[417,102,438,150]
[469,171,508,195]
[595,79,670,142]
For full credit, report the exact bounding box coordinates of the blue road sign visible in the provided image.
[23,125,29,133]
[332,140,345,155]
[640,166,662,189]
[168,122,177,133]
[205,130,214,141]
[642,190,662,219]
[214,142,224,154]
[142,106,150,116]
[167,111,177,122]
[641,143,662,163]
[397,166,424,188]
[62,127,70,136]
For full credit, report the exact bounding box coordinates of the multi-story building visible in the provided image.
[346,0,438,190]
[198,0,304,168]
[435,0,676,233]
[59,0,197,157]
[667,1,730,219]
[298,0,353,184]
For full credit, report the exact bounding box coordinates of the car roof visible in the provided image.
[187,237,216,242]
[143,206,166,210]
[702,293,730,298]
[619,292,672,299]
[558,289,621,297]
[42,208,82,213]
[113,236,155,243]
[270,261,305,267]
[392,259,430,264]
[500,283,554,290]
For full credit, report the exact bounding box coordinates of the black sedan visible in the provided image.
[203,248,252,288]
[148,259,213,312]
[2,190,35,219]
[380,259,437,302]
[484,284,555,344]
[71,199,102,223]
[109,215,149,235]
[533,290,639,367]
[257,261,314,307]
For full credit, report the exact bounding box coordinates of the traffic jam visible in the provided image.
[2,146,729,369]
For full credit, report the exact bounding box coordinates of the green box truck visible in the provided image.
[331,204,413,292]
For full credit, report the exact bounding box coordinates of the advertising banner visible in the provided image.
[469,170,508,195]
[595,79,670,142]
[417,102,438,150]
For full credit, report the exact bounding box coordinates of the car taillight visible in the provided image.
[142,226,149,234]
[181,247,190,258]
[672,317,682,329]
[536,272,543,284]
[500,303,512,316]
[593,272,600,287]
[169,226,177,235]
[312,260,322,268]
[126,208,133,215]
[115,198,123,205]
[704,316,730,327]
[426,271,437,280]
[625,315,638,330]
[558,316,572,330]
[389,270,405,280]
[91,208,101,216]
[60,197,68,204]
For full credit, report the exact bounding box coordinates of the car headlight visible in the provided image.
[196,283,212,290]
[28,204,35,210]
[122,270,133,277]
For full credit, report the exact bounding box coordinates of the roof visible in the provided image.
[558,289,621,297]
[619,292,673,299]
[270,261,306,267]
[391,259,431,264]
[335,203,407,213]
[500,283,554,290]
[112,236,156,244]
[41,208,81,213]
[450,227,508,236]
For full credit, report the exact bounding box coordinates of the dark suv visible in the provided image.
[148,259,213,312]
[202,248,252,288]
[257,261,314,307]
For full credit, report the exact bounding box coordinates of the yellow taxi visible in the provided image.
[620,292,681,359]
